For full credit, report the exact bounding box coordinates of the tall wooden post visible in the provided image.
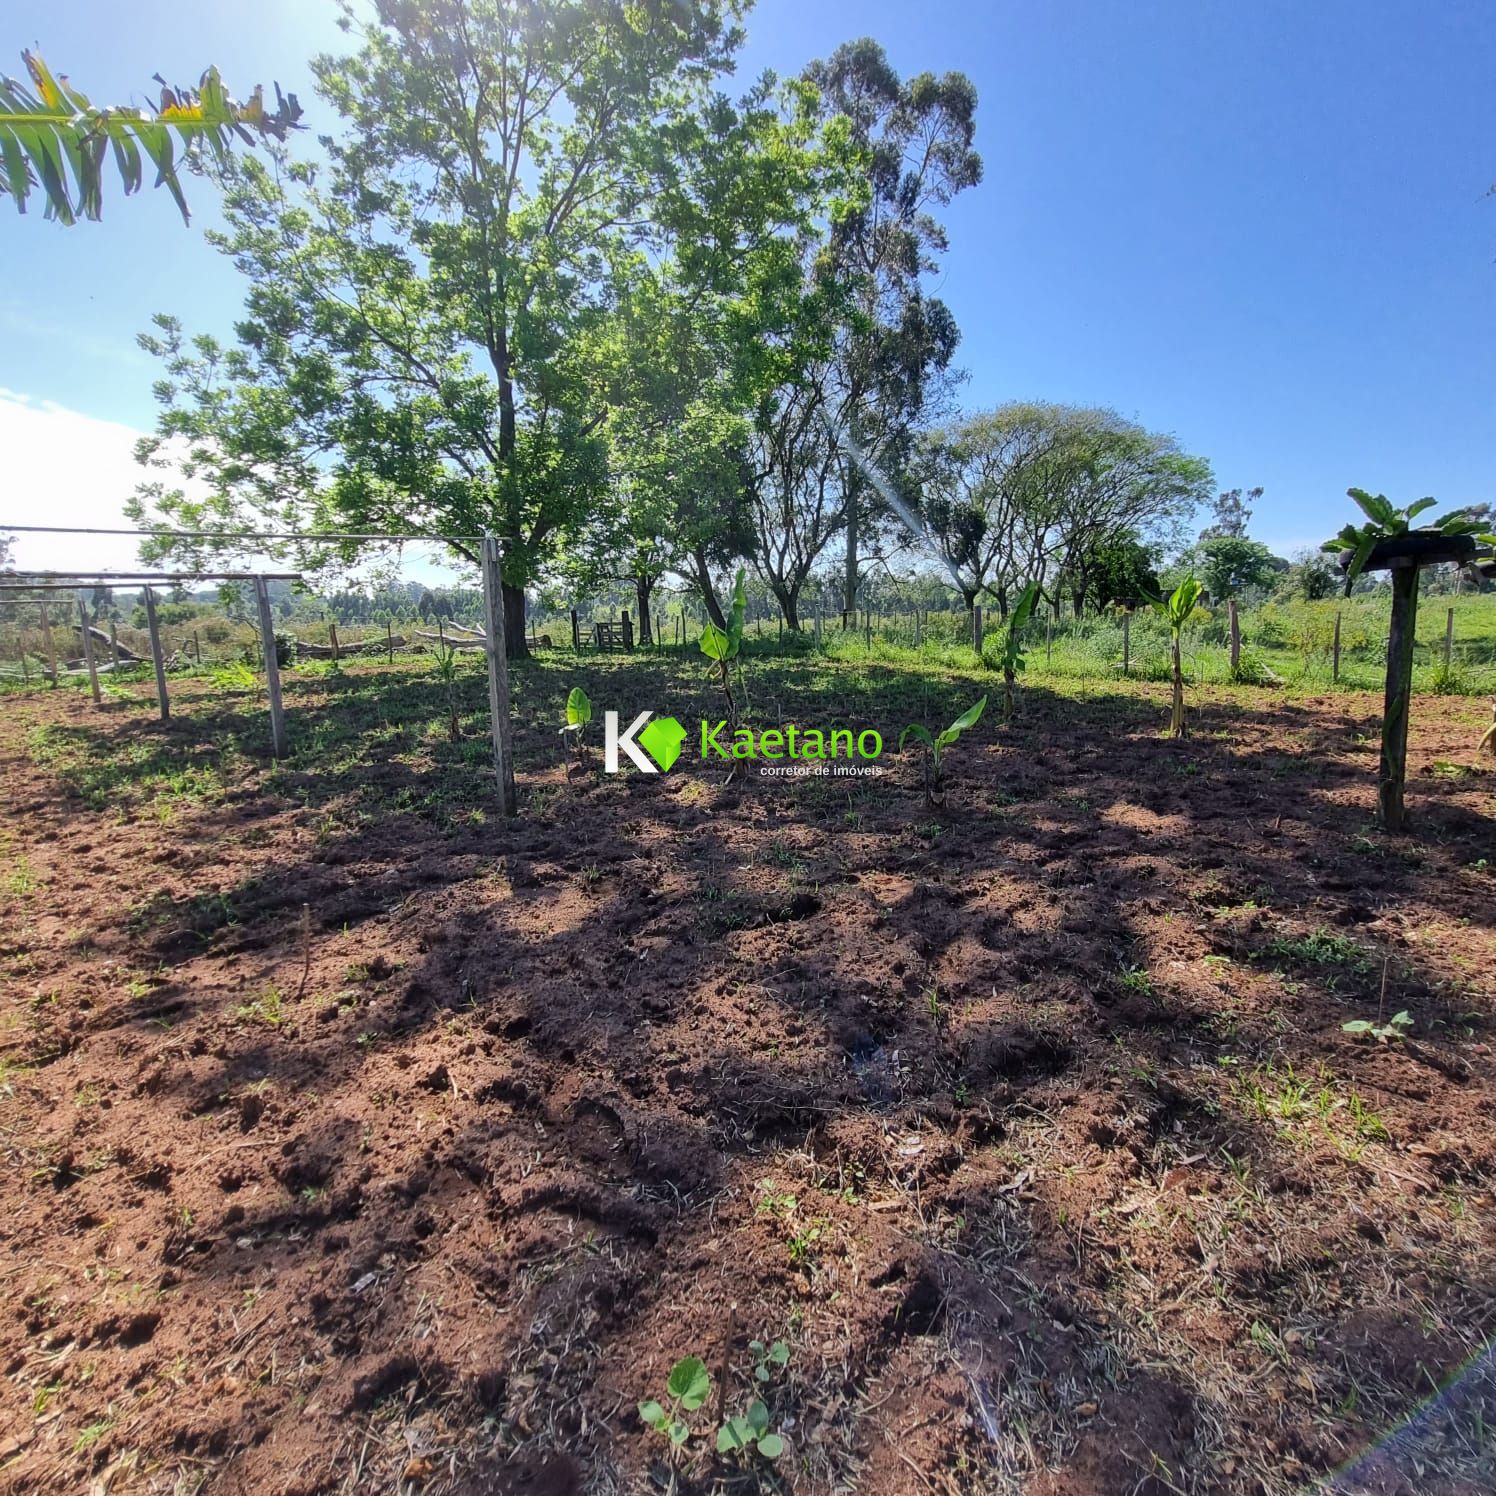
[193,630,201,665]
[329,620,341,662]
[972,605,984,656]
[571,608,580,652]
[480,535,517,816]
[1443,607,1455,672]
[1332,610,1342,683]
[387,620,395,663]
[814,607,822,648]
[1228,600,1241,677]
[39,602,58,684]
[109,620,121,671]
[144,587,170,722]
[1379,562,1420,831]
[1046,608,1054,667]
[1122,612,1131,676]
[622,610,634,650]
[254,575,289,760]
[78,601,101,705]
[913,609,922,650]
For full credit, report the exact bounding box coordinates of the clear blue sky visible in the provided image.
[2,0,1493,567]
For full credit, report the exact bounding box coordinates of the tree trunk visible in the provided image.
[772,583,802,631]
[1379,562,1420,831]
[843,483,859,627]
[502,582,529,660]
[692,548,727,629]
[635,575,655,645]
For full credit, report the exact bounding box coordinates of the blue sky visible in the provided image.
[2,0,1493,576]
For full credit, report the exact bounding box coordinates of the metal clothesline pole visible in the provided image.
[0,525,483,543]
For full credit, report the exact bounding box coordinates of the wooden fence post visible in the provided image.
[1379,563,1420,831]
[913,609,922,650]
[1122,612,1130,676]
[193,630,201,665]
[1046,606,1054,666]
[386,620,394,663]
[78,600,101,705]
[144,587,170,722]
[1444,606,1455,672]
[40,602,57,684]
[571,608,580,652]
[480,535,517,816]
[1228,600,1241,677]
[972,605,984,656]
[1332,610,1342,683]
[254,575,289,760]
[109,620,121,671]
[329,620,341,662]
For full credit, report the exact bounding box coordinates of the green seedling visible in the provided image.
[1343,1010,1413,1043]
[750,1338,790,1385]
[899,695,987,807]
[1146,576,1203,738]
[699,570,748,776]
[431,643,461,742]
[1322,490,1495,595]
[561,685,592,772]
[639,1355,711,1450]
[716,1398,785,1462]
[995,580,1041,719]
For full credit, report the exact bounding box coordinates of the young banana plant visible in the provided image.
[997,581,1041,721]
[560,685,592,773]
[431,642,461,742]
[699,569,748,780]
[1147,577,1202,738]
[899,696,987,807]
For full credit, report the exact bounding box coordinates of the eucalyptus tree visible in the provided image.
[129,0,831,657]
[797,39,981,621]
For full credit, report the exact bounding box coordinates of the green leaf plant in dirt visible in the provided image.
[560,685,592,773]
[899,695,987,807]
[1343,1009,1413,1043]
[698,568,748,781]
[638,1355,712,1453]
[995,579,1041,720]
[1147,575,1203,738]
[1321,489,1496,597]
[430,643,461,743]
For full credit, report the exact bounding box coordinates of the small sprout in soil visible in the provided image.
[561,685,592,772]
[749,1338,790,1385]
[638,1354,711,1450]
[1343,1009,1413,1043]
[899,695,987,807]
[716,1397,785,1463]
[756,1180,797,1220]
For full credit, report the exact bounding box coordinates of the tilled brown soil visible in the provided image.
[1,660,1493,1495]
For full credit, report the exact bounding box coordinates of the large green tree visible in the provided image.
[130,0,831,656]
[916,403,1211,616]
